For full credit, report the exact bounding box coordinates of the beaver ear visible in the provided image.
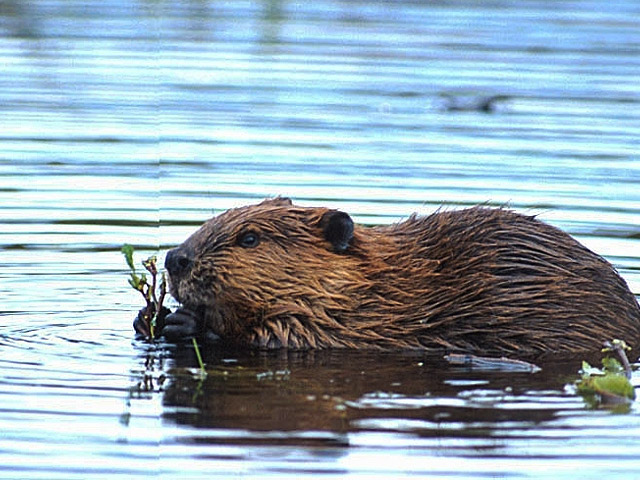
[320,210,354,253]
[261,196,293,207]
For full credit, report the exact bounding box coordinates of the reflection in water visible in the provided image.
[259,0,284,48]
[159,347,578,437]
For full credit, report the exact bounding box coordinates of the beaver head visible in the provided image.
[164,197,372,348]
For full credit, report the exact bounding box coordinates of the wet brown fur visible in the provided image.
[167,197,640,357]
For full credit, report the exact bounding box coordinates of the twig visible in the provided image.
[123,245,166,339]
[444,353,541,373]
[602,339,632,380]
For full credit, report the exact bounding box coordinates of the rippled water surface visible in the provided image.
[1,0,640,478]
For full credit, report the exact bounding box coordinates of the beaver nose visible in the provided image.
[165,247,194,277]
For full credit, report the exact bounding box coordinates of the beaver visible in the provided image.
[156,197,640,357]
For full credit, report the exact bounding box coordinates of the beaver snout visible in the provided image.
[165,245,194,278]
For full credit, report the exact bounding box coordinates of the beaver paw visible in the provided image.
[133,311,150,338]
[160,308,200,341]
[160,308,220,345]
[133,306,171,338]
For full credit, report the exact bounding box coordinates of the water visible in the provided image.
[1,0,640,478]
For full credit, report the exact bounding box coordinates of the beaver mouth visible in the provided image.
[166,275,205,309]
[175,293,208,316]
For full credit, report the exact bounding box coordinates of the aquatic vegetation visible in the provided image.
[576,339,636,408]
[122,244,167,339]
[123,245,207,379]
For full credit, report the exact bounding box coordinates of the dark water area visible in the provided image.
[1,0,640,478]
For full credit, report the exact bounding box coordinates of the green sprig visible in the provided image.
[576,339,636,407]
[122,244,166,339]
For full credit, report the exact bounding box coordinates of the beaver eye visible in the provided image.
[238,231,260,248]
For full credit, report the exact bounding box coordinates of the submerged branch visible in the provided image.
[444,353,541,373]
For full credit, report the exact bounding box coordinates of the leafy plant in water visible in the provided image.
[122,244,166,338]
[576,339,636,408]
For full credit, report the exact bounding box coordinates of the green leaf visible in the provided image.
[580,374,636,400]
[142,256,158,274]
[580,361,599,376]
[576,356,636,403]
[601,357,624,374]
[121,244,136,272]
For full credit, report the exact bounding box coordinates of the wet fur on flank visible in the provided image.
[166,197,640,357]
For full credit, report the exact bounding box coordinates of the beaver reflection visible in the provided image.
[160,349,579,439]
[160,197,640,358]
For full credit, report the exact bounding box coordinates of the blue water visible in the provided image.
[1,0,639,478]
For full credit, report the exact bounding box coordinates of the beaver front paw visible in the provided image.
[158,308,221,345]
[133,306,171,338]
[160,308,200,341]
